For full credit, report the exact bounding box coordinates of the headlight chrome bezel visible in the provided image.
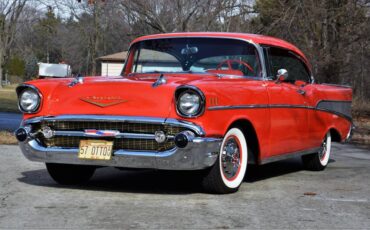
[175,85,205,118]
[16,84,42,114]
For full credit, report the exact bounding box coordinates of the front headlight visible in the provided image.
[18,88,41,113]
[176,86,205,117]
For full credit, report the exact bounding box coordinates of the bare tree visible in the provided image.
[118,0,255,34]
[0,0,27,87]
[252,0,370,101]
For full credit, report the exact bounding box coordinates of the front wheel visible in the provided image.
[46,163,96,185]
[202,128,248,194]
[302,132,332,171]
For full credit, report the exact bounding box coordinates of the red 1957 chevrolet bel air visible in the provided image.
[15,32,353,193]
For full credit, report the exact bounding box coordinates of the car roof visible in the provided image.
[131,32,310,68]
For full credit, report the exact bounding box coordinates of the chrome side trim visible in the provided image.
[208,101,353,122]
[260,147,321,164]
[208,104,315,111]
[23,115,206,136]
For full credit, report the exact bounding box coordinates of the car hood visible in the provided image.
[25,74,214,118]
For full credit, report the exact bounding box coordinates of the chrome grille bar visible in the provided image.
[54,130,175,140]
[24,115,205,136]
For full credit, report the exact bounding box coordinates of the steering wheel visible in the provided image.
[216,59,254,73]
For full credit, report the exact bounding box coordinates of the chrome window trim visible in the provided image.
[23,115,206,136]
[261,45,314,83]
[124,36,268,80]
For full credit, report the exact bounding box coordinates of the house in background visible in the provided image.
[98,51,127,76]
[98,49,181,76]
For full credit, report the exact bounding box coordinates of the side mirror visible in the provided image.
[275,69,288,83]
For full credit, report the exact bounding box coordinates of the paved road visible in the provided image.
[0,143,369,228]
[0,112,22,131]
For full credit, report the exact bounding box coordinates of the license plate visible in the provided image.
[78,140,113,160]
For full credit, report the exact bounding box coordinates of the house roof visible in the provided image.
[98,51,128,62]
[97,50,176,62]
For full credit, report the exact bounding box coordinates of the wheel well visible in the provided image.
[330,128,341,142]
[229,119,259,164]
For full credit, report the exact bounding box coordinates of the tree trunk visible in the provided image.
[0,65,3,89]
[0,50,4,88]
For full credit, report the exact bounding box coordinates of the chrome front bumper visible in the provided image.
[17,115,222,170]
[19,138,221,170]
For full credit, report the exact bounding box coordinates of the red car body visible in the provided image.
[16,33,353,193]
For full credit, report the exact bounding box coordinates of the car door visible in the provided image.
[264,47,312,157]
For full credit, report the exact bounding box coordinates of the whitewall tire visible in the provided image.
[202,128,248,193]
[302,132,332,171]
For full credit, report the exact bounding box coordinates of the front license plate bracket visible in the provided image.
[78,140,113,160]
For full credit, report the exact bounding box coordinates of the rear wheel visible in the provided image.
[302,132,332,171]
[202,128,248,194]
[46,163,96,185]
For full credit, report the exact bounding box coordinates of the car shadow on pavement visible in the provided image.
[245,157,335,183]
[18,167,205,195]
[245,157,303,182]
[17,157,336,194]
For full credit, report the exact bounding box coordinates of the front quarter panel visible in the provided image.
[169,78,271,158]
[18,78,71,120]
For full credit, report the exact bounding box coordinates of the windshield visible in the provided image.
[127,38,262,77]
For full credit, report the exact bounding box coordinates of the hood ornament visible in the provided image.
[152,74,167,88]
[69,73,84,87]
[80,96,127,108]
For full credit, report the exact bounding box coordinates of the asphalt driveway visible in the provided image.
[0,143,369,228]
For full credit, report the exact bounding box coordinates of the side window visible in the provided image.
[268,47,311,83]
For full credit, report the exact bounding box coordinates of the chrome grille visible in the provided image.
[35,120,188,151]
[40,120,183,135]
[41,136,175,151]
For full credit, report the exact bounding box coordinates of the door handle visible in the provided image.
[296,89,306,95]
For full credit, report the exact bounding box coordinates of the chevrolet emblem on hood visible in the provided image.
[80,96,127,108]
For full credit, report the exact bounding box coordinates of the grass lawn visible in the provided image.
[0,85,19,144]
[0,131,17,145]
[353,116,370,146]
[0,84,19,113]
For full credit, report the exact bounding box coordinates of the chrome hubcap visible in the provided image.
[319,136,327,160]
[221,137,241,179]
